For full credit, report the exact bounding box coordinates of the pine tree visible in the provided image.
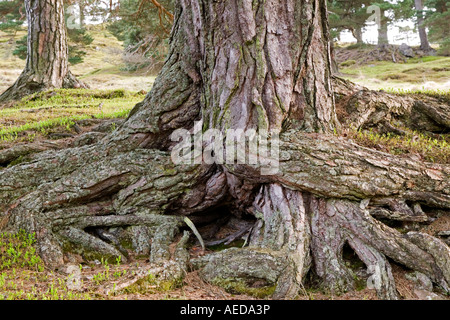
[0,0,24,37]
[425,0,450,55]
[106,0,174,72]
[328,0,372,45]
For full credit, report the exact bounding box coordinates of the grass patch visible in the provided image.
[0,230,91,300]
[0,88,144,143]
[0,230,137,300]
[382,87,450,104]
[339,56,450,91]
[0,230,44,272]
[344,126,450,164]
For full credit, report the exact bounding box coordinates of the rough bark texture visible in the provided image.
[0,0,449,300]
[0,0,87,103]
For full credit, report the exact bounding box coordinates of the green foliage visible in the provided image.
[340,59,357,67]
[12,35,26,59]
[211,277,276,299]
[0,0,24,35]
[0,88,144,143]
[328,0,372,42]
[425,0,450,55]
[67,27,94,65]
[344,125,450,164]
[0,230,44,272]
[106,0,174,72]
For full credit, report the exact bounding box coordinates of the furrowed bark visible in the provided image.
[0,0,449,300]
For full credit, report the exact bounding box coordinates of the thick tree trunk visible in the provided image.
[0,0,87,103]
[0,0,449,300]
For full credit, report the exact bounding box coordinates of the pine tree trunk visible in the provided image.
[0,0,449,300]
[414,0,432,51]
[0,0,87,103]
[79,2,86,28]
[378,9,389,46]
[353,26,363,45]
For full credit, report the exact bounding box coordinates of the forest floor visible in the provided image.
[335,43,450,91]
[0,28,449,300]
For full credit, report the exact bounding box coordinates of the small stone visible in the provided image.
[64,264,82,291]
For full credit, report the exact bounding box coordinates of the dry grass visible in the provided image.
[0,26,157,94]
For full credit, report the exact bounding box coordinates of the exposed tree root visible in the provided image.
[1,130,448,299]
[1,0,449,300]
[333,76,450,133]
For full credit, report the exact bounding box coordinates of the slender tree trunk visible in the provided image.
[352,26,363,45]
[79,1,86,28]
[0,0,449,300]
[414,0,431,51]
[378,9,389,46]
[0,0,87,103]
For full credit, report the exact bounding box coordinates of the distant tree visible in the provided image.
[106,0,174,72]
[372,0,415,46]
[11,4,94,65]
[425,0,450,55]
[328,0,372,44]
[0,0,87,103]
[0,0,24,37]
[414,0,432,50]
[64,3,95,65]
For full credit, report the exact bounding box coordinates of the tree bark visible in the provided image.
[352,26,363,45]
[0,0,87,103]
[414,0,432,51]
[0,0,449,300]
[378,9,389,46]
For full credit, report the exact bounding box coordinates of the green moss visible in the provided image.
[7,155,28,167]
[211,277,276,299]
[208,239,246,252]
[123,273,183,295]
[344,127,450,164]
[340,59,356,67]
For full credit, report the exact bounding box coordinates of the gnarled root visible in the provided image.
[1,130,449,299]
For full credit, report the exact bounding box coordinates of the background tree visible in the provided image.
[106,0,174,72]
[0,0,87,103]
[414,0,432,50]
[11,5,94,66]
[0,0,449,300]
[425,0,450,55]
[0,0,24,38]
[372,0,416,46]
[328,0,372,45]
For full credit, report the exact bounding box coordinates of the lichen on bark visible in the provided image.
[0,0,449,300]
